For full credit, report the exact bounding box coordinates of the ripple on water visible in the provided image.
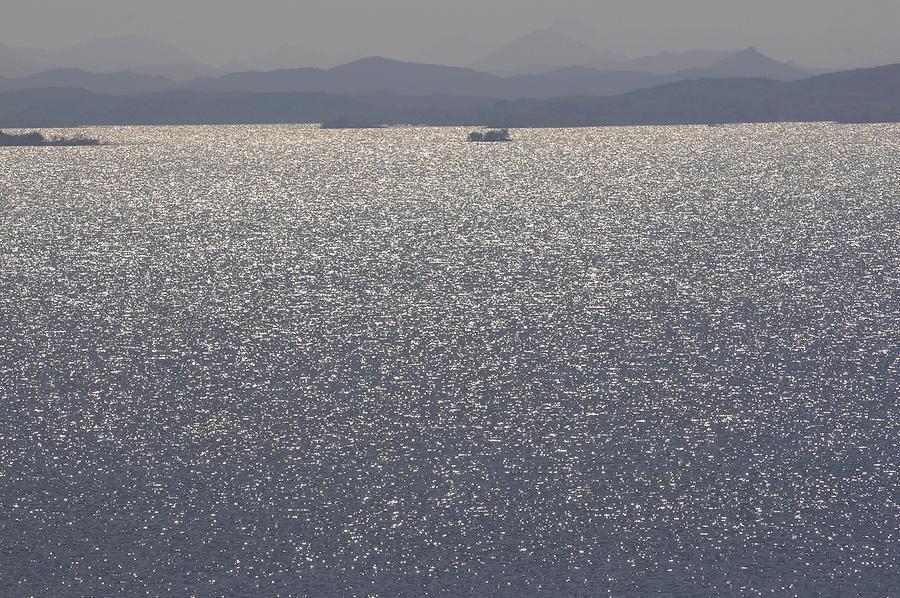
[0,123,897,596]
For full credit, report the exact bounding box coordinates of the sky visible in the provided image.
[2,0,899,68]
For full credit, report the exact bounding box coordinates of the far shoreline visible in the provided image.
[0,120,887,137]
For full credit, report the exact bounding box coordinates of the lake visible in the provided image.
[0,124,897,595]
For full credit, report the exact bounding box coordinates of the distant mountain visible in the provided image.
[288,21,613,71]
[417,37,495,68]
[589,49,737,74]
[0,58,664,100]
[58,36,203,74]
[471,28,612,75]
[0,69,173,95]
[775,28,900,71]
[678,47,811,81]
[178,57,663,99]
[0,36,213,80]
[547,20,608,49]
[0,87,104,121]
[479,64,900,127]
[0,87,495,128]
[0,43,52,77]
[511,67,663,97]
[183,57,498,96]
[248,45,357,71]
[2,63,899,129]
[587,47,812,80]
[0,49,826,101]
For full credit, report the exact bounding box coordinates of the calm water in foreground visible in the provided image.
[0,124,897,596]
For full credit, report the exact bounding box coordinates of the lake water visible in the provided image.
[0,124,897,596]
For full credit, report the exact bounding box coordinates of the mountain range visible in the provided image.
[587,49,737,74]
[479,64,900,127]
[0,29,822,81]
[0,36,215,80]
[0,47,814,100]
[1,28,897,131]
[470,28,621,75]
[1,62,898,129]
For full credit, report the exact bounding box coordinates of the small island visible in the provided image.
[0,129,101,147]
[468,129,511,143]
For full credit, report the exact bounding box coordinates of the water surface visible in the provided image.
[0,124,897,596]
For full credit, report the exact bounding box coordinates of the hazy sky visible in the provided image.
[3,0,899,67]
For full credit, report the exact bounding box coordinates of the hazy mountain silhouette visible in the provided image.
[471,28,614,75]
[183,57,499,95]
[479,64,900,127]
[511,67,664,97]
[2,63,898,129]
[588,49,738,74]
[60,36,206,75]
[177,57,663,99]
[0,61,662,100]
[781,28,900,71]
[248,45,358,71]
[417,21,613,70]
[0,69,173,95]
[182,48,811,97]
[0,36,214,80]
[546,20,608,49]
[0,43,52,77]
[417,36,495,68]
[0,48,827,101]
[0,87,496,127]
[588,47,815,80]
[678,47,811,80]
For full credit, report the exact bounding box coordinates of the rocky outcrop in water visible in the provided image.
[0,129,100,146]
[468,128,511,142]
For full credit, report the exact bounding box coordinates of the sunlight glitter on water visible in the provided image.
[0,123,897,596]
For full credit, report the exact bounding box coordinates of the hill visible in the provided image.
[186,57,502,96]
[0,64,897,129]
[677,47,811,81]
[478,64,900,127]
[0,49,819,101]
[588,49,737,74]
[0,87,496,128]
[0,69,173,95]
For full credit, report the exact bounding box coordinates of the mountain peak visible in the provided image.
[336,56,397,69]
[733,46,771,60]
[697,46,810,80]
[471,28,607,75]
